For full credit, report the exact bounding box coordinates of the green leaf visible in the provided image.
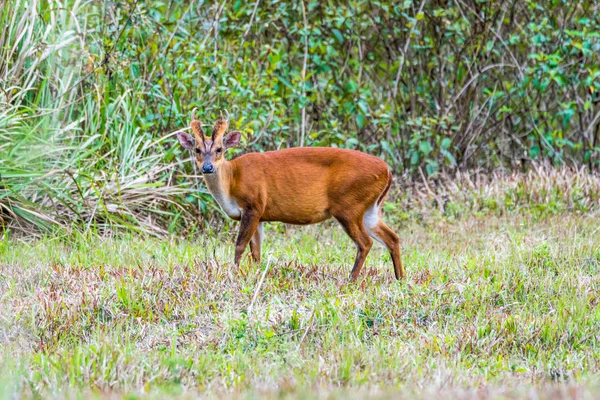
[357,99,369,114]
[552,75,565,86]
[425,160,438,176]
[346,80,359,93]
[441,137,452,149]
[356,113,366,130]
[441,148,456,166]
[332,29,344,44]
[275,74,293,89]
[419,141,433,155]
[345,137,358,148]
[410,151,420,165]
[530,145,540,159]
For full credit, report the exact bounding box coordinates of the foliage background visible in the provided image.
[2,0,600,235]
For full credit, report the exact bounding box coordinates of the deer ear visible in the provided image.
[223,131,241,148]
[177,131,195,149]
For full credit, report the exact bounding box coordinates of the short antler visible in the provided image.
[190,107,204,144]
[212,109,230,140]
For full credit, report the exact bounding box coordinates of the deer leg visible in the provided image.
[334,215,373,281]
[368,221,405,280]
[249,222,263,263]
[234,210,261,267]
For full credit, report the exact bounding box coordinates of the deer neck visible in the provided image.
[203,160,241,218]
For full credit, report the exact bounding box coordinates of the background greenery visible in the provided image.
[2,0,600,234]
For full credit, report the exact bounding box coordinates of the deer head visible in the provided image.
[177,109,241,174]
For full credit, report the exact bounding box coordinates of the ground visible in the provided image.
[1,212,600,399]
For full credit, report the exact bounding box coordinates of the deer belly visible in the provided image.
[262,196,330,224]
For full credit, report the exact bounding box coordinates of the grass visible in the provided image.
[2,210,600,398]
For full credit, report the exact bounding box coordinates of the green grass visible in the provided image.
[2,212,600,398]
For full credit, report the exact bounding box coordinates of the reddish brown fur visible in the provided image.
[227,148,386,223]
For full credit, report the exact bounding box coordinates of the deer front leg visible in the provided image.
[249,222,264,263]
[234,209,261,267]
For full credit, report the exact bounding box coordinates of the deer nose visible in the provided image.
[202,164,215,174]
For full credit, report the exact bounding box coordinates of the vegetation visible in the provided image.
[2,0,600,234]
[2,1,600,397]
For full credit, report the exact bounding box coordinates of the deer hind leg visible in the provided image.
[363,203,405,280]
[334,214,373,281]
[249,222,263,263]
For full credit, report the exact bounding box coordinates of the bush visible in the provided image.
[2,0,600,233]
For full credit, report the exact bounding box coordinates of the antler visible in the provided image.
[190,107,204,144]
[212,109,230,140]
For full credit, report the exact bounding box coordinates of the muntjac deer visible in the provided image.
[177,109,405,281]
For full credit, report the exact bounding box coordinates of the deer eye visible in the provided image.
[194,148,201,154]
[216,148,223,154]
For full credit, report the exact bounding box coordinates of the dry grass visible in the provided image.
[394,164,600,220]
[2,211,600,398]
[4,156,600,239]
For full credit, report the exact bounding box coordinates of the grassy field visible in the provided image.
[2,208,600,398]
